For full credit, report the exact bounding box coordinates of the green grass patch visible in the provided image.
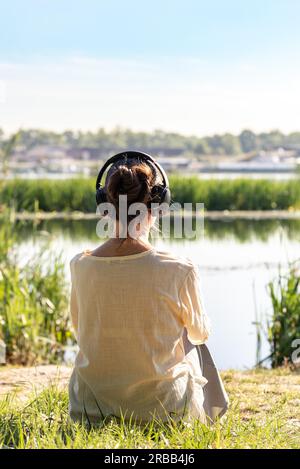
[0,369,299,449]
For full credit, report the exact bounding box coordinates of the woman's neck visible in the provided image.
[91,236,153,258]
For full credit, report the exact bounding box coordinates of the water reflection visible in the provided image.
[7,217,300,244]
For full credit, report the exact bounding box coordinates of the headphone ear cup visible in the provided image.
[150,185,162,204]
[162,187,171,205]
[150,186,171,206]
[96,188,107,205]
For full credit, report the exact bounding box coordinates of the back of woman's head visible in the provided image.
[105,159,157,218]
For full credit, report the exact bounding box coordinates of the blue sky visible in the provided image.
[1,0,300,135]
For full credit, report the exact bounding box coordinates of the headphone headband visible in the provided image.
[95,151,169,191]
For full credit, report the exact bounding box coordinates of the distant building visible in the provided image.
[7,143,299,177]
[156,157,191,172]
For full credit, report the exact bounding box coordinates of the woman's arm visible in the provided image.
[179,265,211,345]
[70,282,78,338]
[69,257,79,339]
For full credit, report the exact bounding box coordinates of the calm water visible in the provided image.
[14,218,300,370]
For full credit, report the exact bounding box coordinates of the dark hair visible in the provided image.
[105,159,157,220]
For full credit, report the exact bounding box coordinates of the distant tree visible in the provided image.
[193,141,209,155]
[0,131,20,175]
[3,127,300,158]
[258,130,284,149]
[204,135,227,155]
[62,130,78,146]
[239,130,257,153]
[221,133,241,155]
[285,132,300,145]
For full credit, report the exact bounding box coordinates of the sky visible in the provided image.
[1,0,300,136]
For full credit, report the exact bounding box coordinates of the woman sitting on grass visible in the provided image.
[68,151,228,425]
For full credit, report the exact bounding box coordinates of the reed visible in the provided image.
[267,259,300,368]
[0,212,72,364]
[1,177,300,212]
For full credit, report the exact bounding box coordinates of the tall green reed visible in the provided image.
[0,211,72,364]
[1,177,300,212]
[267,259,300,368]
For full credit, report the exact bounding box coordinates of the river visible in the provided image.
[14,218,300,370]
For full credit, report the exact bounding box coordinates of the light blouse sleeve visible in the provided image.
[70,259,79,338]
[179,265,211,345]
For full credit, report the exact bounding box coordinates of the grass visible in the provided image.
[1,177,300,212]
[0,367,299,449]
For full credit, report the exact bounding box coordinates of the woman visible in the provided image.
[68,151,228,425]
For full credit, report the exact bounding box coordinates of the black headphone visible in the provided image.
[95,151,171,207]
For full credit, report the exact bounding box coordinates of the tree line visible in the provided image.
[1,127,300,156]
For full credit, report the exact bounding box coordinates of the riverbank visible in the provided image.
[0,366,299,448]
[3,209,300,221]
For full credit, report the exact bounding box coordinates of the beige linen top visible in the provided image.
[68,247,211,423]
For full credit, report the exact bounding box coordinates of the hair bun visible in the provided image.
[118,166,134,193]
[106,161,156,213]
